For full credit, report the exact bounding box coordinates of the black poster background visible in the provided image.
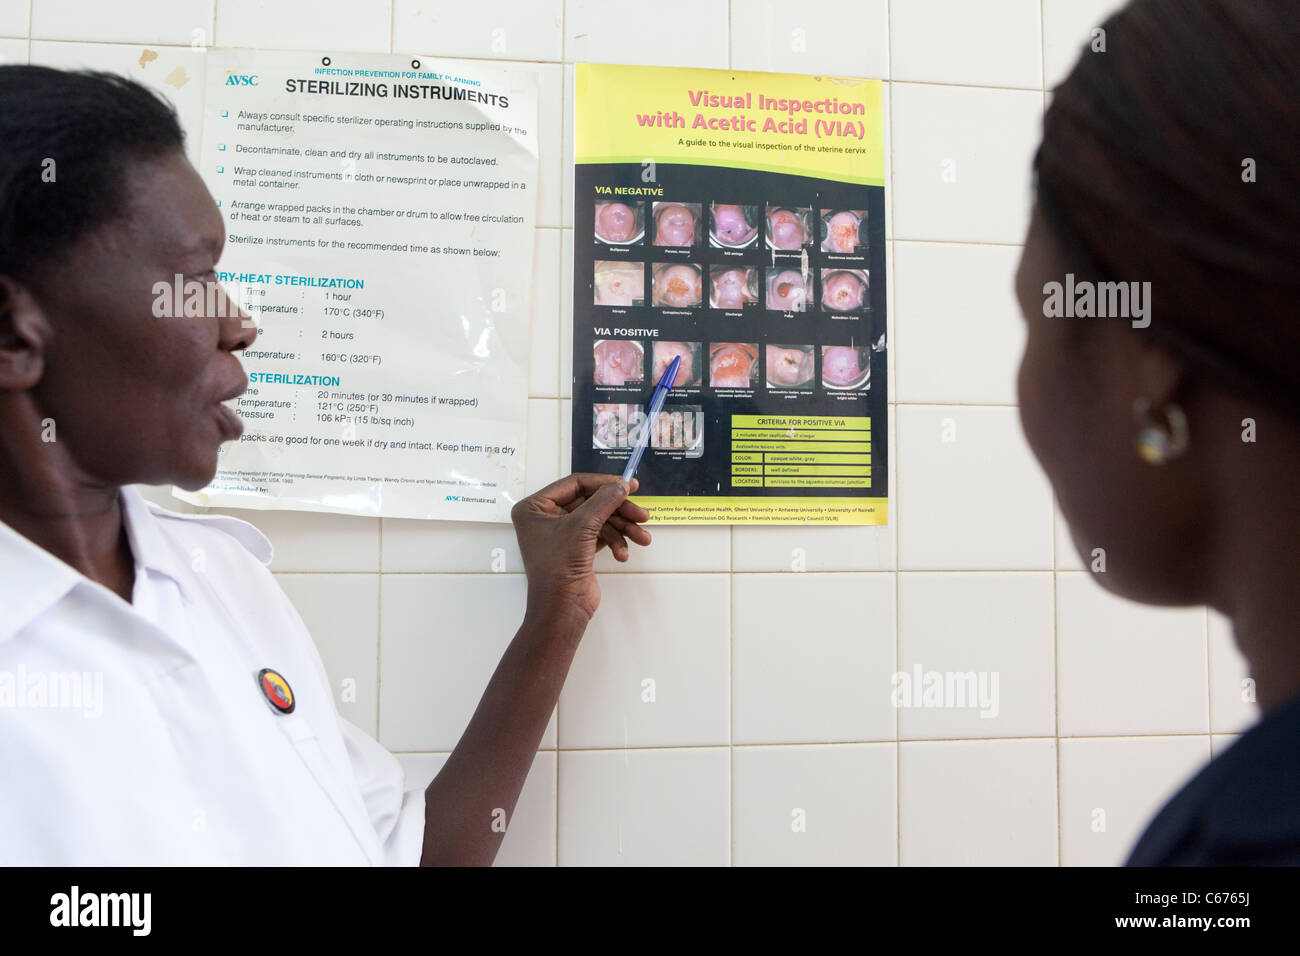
[571,161,888,507]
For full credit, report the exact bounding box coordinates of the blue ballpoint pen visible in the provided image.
[621,355,680,484]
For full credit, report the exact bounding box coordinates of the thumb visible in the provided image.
[574,477,628,528]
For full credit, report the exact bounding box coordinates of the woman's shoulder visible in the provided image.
[1127,692,1300,865]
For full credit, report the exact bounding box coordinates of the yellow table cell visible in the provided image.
[731,428,869,442]
[732,440,872,454]
[731,414,872,429]
[764,452,871,465]
[762,476,873,488]
[764,464,871,477]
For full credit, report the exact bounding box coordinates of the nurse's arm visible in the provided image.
[418,473,650,866]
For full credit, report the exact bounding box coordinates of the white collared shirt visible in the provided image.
[0,486,425,865]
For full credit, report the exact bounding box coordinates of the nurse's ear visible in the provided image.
[0,275,49,390]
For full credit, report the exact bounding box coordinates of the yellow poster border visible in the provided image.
[575,62,886,188]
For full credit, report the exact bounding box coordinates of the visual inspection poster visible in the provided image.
[175,50,538,522]
[570,63,888,525]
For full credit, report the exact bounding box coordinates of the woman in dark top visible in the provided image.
[1017,0,1300,863]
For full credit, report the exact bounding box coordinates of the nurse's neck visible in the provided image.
[0,444,136,605]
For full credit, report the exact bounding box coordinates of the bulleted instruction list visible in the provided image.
[176,50,538,521]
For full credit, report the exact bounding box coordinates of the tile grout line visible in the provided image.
[1043,0,1059,854]
[14,39,1047,93]
[394,729,1220,758]
[892,236,1026,248]
[1204,605,1213,738]
[727,563,734,867]
[891,75,1045,95]
[887,0,901,868]
[377,277,386,750]
[529,398,1023,407]
[556,0,565,869]
[23,35,565,63]
[1052,520,1065,862]
[376,567,384,742]
[1043,0,1061,864]
[1038,0,1048,94]
[727,0,734,868]
[284,567,1081,575]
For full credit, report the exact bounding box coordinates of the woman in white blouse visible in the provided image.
[0,66,650,865]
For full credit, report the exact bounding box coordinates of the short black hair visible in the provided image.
[0,66,185,283]
[1036,0,1300,418]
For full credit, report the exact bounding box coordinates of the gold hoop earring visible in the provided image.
[1133,397,1189,465]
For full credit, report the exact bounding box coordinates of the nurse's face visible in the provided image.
[28,150,255,490]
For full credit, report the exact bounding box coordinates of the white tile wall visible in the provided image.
[393,0,563,63]
[1059,735,1210,866]
[900,738,1058,865]
[37,0,1240,865]
[1208,610,1260,734]
[564,0,730,69]
[275,573,380,736]
[732,572,896,744]
[891,0,1041,90]
[557,748,729,865]
[897,405,1053,569]
[533,64,564,227]
[0,36,26,62]
[559,574,730,748]
[1054,496,1086,570]
[215,0,392,53]
[1210,734,1239,758]
[529,225,562,398]
[894,241,1025,405]
[897,572,1054,739]
[399,750,557,866]
[1042,0,1127,89]
[891,82,1042,244]
[31,0,213,45]
[733,743,896,865]
[561,66,575,230]
[0,0,28,38]
[1056,573,1208,737]
[729,0,890,79]
[378,573,558,751]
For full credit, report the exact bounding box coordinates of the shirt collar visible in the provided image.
[0,486,206,643]
[0,508,82,644]
[119,485,187,585]
[128,487,274,567]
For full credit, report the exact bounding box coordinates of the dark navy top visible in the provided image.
[1127,690,1300,865]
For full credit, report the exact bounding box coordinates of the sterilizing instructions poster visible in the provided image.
[570,63,888,525]
[174,50,538,521]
